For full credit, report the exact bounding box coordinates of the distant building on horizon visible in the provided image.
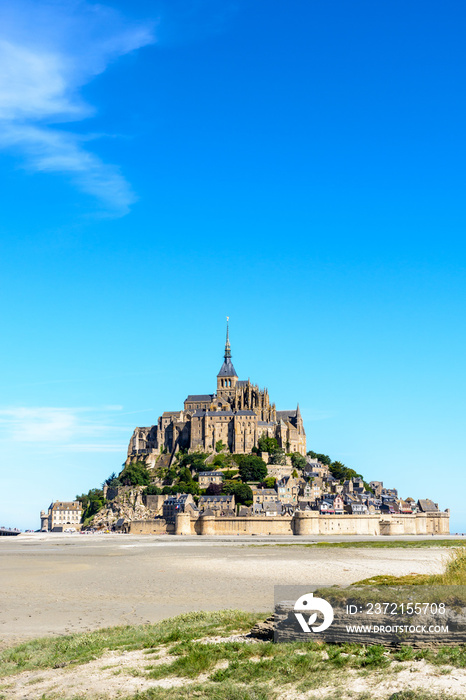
[40,501,82,532]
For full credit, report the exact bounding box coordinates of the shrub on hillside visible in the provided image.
[178,452,209,472]
[237,454,267,482]
[291,452,306,470]
[144,484,162,495]
[222,481,253,506]
[119,461,150,486]
[258,435,280,453]
[269,448,286,465]
[75,488,105,520]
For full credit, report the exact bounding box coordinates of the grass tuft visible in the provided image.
[357,547,466,586]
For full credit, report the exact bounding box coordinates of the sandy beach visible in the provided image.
[0,533,449,647]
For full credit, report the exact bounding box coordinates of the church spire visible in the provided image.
[224,316,231,359]
[296,403,303,425]
[217,316,238,379]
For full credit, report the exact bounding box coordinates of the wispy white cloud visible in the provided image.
[62,443,128,453]
[0,406,129,449]
[0,1,155,216]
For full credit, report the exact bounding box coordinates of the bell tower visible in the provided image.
[217,317,238,398]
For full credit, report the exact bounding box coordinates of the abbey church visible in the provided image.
[127,323,306,459]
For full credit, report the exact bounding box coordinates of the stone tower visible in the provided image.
[217,318,238,399]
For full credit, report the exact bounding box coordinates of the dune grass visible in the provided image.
[109,691,466,700]
[0,610,263,678]
[0,607,465,700]
[357,546,466,586]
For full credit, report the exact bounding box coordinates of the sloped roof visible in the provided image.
[276,410,297,420]
[185,395,214,402]
[192,409,256,417]
[417,499,439,512]
[199,495,234,502]
[217,358,238,377]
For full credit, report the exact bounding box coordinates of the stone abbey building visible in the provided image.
[127,324,306,459]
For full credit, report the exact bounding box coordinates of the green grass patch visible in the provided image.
[95,684,275,700]
[357,547,466,586]
[0,610,264,678]
[1,608,465,700]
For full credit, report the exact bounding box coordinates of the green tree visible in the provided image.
[164,468,177,483]
[330,461,363,483]
[102,472,121,488]
[176,481,199,495]
[223,469,239,480]
[257,435,279,453]
[178,467,193,484]
[119,461,150,486]
[237,454,267,482]
[76,488,106,520]
[260,476,276,489]
[222,480,253,505]
[291,452,306,470]
[269,448,286,465]
[143,484,162,495]
[215,439,225,452]
[212,454,226,467]
[178,452,209,472]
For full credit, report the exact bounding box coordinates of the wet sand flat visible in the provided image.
[0,533,447,646]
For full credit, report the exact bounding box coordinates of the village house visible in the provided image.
[40,501,82,532]
[162,494,197,522]
[320,499,335,514]
[198,494,235,515]
[398,499,413,514]
[344,494,368,515]
[262,502,283,516]
[380,500,399,514]
[369,481,383,497]
[333,494,344,514]
[252,488,279,508]
[198,471,224,489]
[277,476,299,505]
[304,459,329,478]
[417,499,439,513]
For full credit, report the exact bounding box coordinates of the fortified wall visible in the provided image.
[128,510,449,536]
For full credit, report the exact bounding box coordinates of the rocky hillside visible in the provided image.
[88,486,156,530]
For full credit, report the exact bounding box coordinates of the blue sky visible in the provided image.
[0,0,465,532]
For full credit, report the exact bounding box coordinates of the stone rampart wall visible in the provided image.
[128,519,170,535]
[179,511,450,536]
[128,511,449,536]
